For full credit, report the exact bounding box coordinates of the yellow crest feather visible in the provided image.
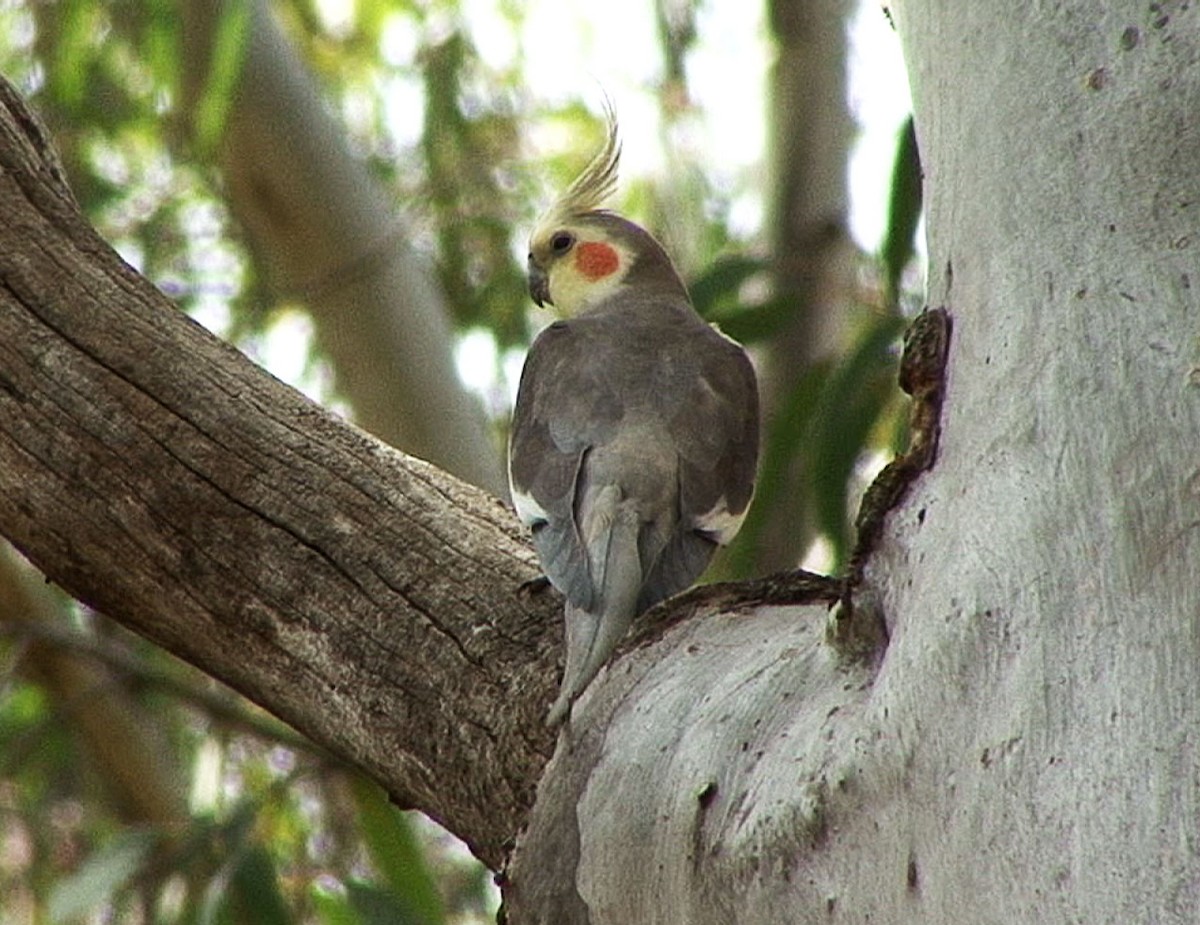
[543,104,621,226]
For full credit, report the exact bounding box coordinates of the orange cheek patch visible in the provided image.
[574,241,620,279]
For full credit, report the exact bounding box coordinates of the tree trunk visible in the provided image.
[755,0,857,571]
[508,1,1200,920]
[180,0,508,497]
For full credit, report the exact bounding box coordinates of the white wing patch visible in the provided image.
[511,484,548,528]
[507,449,548,527]
[708,320,742,346]
[694,497,748,546]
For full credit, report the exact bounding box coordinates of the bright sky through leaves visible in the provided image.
[449,0,913,406]
[287,0,914,423]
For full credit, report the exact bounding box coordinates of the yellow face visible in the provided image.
[527,221,632,317]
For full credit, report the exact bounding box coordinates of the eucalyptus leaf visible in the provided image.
[352,777,446,925]
[193,0,250,154]
[807,315,906,564]
[346,880,431,925]
[312,886,363,925]
[880,116,922,305]
[219,844,292,925]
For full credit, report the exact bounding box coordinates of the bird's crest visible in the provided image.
[539,104,621,228]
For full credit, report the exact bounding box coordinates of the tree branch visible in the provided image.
[0,549,190,829]
[0,599,319,756]
[178,0,510,497]
[0,76,556,869]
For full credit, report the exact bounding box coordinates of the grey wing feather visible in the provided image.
[512,314,758,617]
[509,322,622,611]
[638,327,759,610]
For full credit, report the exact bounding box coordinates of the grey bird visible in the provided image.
[509,112,759,726]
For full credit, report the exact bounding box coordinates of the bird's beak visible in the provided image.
[528,256,552,308]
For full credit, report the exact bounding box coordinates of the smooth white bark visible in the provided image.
[880,2,1200,918]
[508,2,1200,921]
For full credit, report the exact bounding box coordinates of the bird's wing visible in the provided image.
[511,314,759,615]
[508,320,625,611]
[638,324,760,610]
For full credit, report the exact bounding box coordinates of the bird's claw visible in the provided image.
[517,575,552,597]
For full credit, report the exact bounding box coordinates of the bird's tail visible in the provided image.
[546,489,642,726]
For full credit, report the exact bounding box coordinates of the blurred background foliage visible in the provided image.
[0,0,922,921]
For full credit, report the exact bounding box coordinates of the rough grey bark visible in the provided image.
[179,0,508,497]
[7,0,505,874]
[0,78,552,868]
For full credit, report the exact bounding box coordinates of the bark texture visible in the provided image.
[0,77,554,869]
[509,1,1200,921]
[876,2,1200,919]
[5,0,1199,916]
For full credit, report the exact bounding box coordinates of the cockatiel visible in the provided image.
[509,111,759,726]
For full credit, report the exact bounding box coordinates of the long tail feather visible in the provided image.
[546,498,642,726]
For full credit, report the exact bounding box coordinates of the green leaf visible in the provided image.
[312,885,363,925]
[48,830,156,924]
[48,3,98,113]
[193,0,251,154]
[806,315,907,565]
[141,0,182,107]
[191,804,261,925]
[219,844,293,925]
[0,681,47,732]
[351,777,445,925]
[880,116,922,305]
[720,359,832,578]
[689,255,766,318]
[706,297,796,345]
[346,880,429,925]
[689,256,796,344]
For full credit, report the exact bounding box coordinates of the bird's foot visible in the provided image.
[517,574,552,597]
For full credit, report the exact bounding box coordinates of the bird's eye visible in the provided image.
[550,231,574,254]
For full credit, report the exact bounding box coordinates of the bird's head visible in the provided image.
[527,108,683,316]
